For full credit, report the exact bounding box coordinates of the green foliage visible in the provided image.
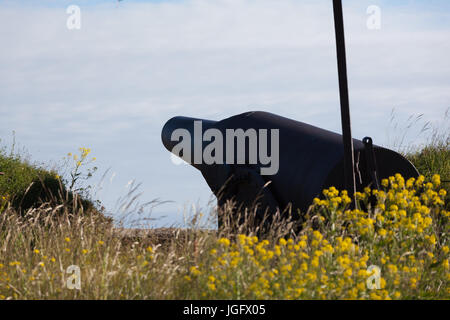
[0,149,61,211]
[406,134,449,209]
[407,143,449,184]
[0,146,98,213]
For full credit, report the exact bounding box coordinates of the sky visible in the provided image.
[1,0,449,228]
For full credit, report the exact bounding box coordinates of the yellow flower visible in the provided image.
[230,257,240,267]
[218,238,230,247]
[34,249,40,254]
[416,175,425,186]
[207,283,216,291]
[370,292,382,300]
[311,257,319,267]
[295,288,305,296]
[190,266,201,276]
[65,237,71,243]
[98,240,105,245]
[387,264,397,273]
[431,174,441,187]
[410,277,417,289]
[344,268,352,277]
[237,234,247,245]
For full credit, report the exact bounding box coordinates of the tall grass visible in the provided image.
[387,107,449,184]
[402,109,449,209]
[0,172,448,299]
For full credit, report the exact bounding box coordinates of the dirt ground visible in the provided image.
[113,227,215,246]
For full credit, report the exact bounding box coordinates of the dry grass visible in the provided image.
[0,174,448,300]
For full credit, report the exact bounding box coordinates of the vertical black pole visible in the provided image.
[332,0,356,203]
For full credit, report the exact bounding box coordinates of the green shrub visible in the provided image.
[407,144,449,184]
[406,134,449,209]
[0,150,61,210]
[0,148,96,212]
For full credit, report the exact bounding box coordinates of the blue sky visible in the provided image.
[1,0,449,228]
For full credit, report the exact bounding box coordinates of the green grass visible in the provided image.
[0,147,61,211]
[0,146,100,215]
[407,143,449,185]
[406,132,449,209]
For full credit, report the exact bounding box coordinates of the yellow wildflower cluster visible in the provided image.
[73,147,93,167]
[185,174,449,299]
[62,147,98,192]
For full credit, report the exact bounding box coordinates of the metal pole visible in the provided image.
[332,0,357,203]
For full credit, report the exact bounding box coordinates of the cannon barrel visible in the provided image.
[162,111,419,222]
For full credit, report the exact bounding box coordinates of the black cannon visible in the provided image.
[162,111,419,226]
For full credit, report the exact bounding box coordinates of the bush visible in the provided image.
[406,134,449,209]
[0,150,62,211]
[0,147,97,213]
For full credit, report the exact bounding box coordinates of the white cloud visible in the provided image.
[0,0,449,226]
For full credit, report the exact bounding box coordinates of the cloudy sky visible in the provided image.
[1,0,449,227]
